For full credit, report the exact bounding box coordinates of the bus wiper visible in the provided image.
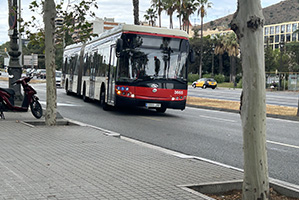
[171,79,186,84]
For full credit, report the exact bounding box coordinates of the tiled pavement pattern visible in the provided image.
[0,118,243,200]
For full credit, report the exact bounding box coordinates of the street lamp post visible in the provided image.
[8,0,23,102]
[279,41,284,91]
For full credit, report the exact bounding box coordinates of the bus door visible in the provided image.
[107,45,116,105]
[89,54,96,99]
[77,47,85,96]
[68,56,76,92]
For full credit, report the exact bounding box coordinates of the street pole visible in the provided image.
[279,41,284,91]
[18,0,22,68]
[8,0,23,102]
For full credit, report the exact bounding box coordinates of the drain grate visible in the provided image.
[22,120,78,127]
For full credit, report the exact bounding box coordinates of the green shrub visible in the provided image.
[237,78,242,88]
[203,74,212,78]
[214,74,226,83]
[188,73,199,83]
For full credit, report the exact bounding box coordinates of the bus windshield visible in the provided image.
[117,33,189,82]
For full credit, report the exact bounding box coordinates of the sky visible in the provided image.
[0,0,283,45]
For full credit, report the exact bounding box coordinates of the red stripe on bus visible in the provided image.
[123,31,188,40]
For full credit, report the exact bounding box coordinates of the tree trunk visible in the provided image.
[297,97,299,116]
[231,0,269,199]
[229,56,236,82]
[219,54,223,74]
[199,16,203,78]
[159,14,161,27]
[133,0,139,25]
[169,13,173,29]
[44,0,57,126]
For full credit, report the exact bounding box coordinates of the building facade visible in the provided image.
[264,21,299,50]
[200,21,299,51]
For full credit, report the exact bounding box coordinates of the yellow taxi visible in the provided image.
[192,78,217,89]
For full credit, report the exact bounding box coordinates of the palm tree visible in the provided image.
[223,32,239,83]
[152,0,163,27]
[144,8,157,26]
[213,34,225,74]
[196,0,212,78]
[163,0,177,29]
[132,0,140,25]
[175,0,182,29]
[180,0,197,33]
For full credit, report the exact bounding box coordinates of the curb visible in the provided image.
[61,116,299,199]
[187,104,299,122]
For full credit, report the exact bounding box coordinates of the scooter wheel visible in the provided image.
[30,100,43,119]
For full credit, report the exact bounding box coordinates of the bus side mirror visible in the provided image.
[116,39,123,57]
[189,48,195,63]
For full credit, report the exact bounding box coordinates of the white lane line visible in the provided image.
[199,115,237,123]
[267,117,299,124]
[39,101,79,107]
[267,140,299,150]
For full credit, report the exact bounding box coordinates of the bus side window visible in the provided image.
[95,52,103,77]
[63,57,67,74]
[83,55,89,76]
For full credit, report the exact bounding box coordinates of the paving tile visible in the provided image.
[0,118,243,199]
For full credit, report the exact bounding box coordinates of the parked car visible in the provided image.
[56,71,62,86]
[26,68,37,76]
[192,78,217,89]
[37,69,46,79]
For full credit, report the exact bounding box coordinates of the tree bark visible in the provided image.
[133,0,139,25]
[44,0,57,126]
[199,16,203,78]
[231,0,269,199]
[297,97,299,116]
[219,54,223,74]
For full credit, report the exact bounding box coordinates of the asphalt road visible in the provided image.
[188,86,299,108]
[1,81,299,186]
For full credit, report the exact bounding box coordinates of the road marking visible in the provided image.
[40,101,79,107]
[187,107,239,116]
[268,117,299,124]
[267,140,299,150]
[141,116,163,122]
[199,115,237,123]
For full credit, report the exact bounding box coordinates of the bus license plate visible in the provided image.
[146,103,161,108]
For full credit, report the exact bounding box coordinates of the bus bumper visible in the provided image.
[115,96,186,110]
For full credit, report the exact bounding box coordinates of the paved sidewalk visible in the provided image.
[1,112,297,199]
[0,112,245,199]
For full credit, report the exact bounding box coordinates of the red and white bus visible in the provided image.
[62,24,194,112]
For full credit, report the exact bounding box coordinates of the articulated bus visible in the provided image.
[62,24,194,112]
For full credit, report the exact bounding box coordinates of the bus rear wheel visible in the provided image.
[100,88,109,110]
[82,85,88,102]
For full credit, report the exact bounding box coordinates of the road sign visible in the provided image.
[9,8,17,29]
[24,55,38,66]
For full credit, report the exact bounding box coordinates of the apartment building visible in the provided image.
[264,21,299,50]
[54,17,64,44]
